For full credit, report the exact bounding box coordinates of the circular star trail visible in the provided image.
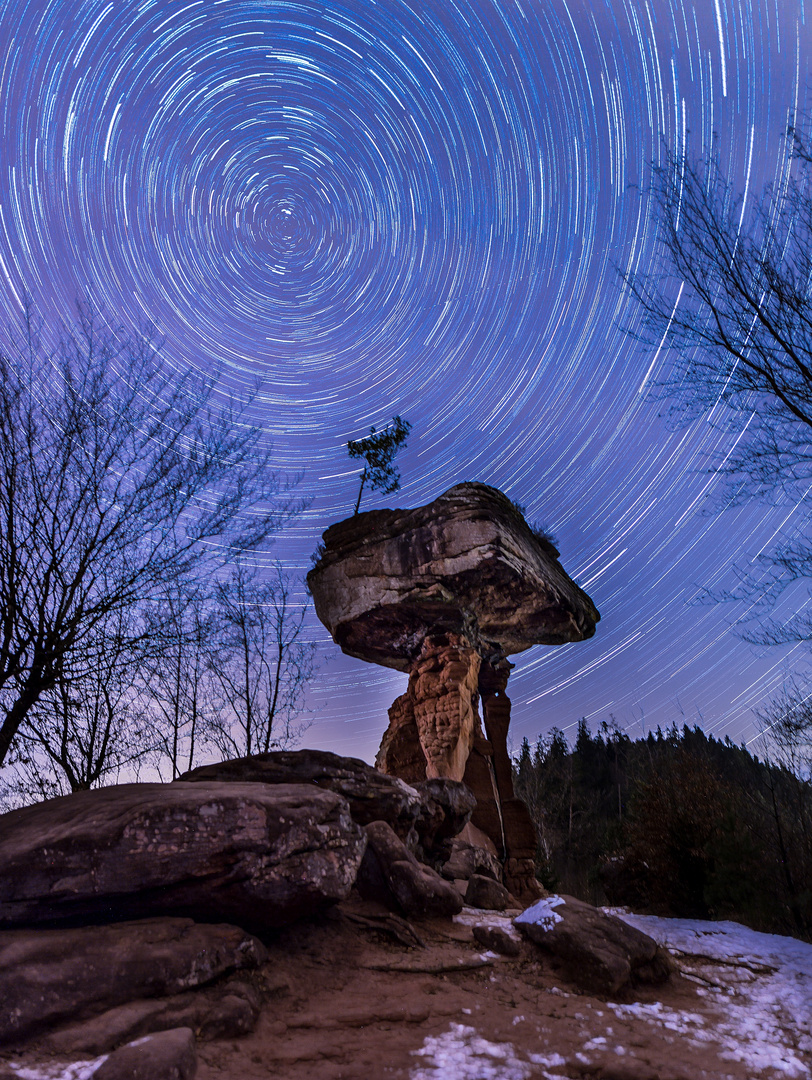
[0,0,810,760]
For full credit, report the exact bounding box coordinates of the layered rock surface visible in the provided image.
[0,918,265,1047]
[308,482,599,670]
[0,781,366,933]
[178,749,475,861]
[308,482,599,900]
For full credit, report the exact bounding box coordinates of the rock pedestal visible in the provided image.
[378,634,480,782]
[308,482,600,902]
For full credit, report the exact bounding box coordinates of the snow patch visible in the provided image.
[513,894,565,932]
[410,1023,574,1080]
[6,1059,108,1080]
[611,912,812,1078]
[409,1023,532,1079]
[453,907,522,941]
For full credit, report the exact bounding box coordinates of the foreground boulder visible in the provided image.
[179,749,423,840]
[93,1026,197,1080]
[178,749,474,858]
[0,782,366,933]
[308,483,599,901]
[0,918,265,1047]
[515,895,672,996]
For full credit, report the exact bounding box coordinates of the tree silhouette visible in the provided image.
[0,302,300,770]
[347,414,411,514]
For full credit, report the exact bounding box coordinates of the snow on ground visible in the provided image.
[409,1022,573,1080]
[514,895,565,932]
[613,911,812,1078]
[415,907,812,1080]
[6,1060,106,1079]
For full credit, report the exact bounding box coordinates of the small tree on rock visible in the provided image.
[347,415,411,515]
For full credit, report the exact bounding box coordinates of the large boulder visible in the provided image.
[0,782,366,933]
[307,482,599,670]
[0,917,266,1047]
[178,748,423,840]
[514,895,672,996]
[177,750,474,857]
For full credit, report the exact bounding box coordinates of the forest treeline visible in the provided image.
[513,721,812,940]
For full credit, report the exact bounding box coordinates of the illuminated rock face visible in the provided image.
[308,482,599,901]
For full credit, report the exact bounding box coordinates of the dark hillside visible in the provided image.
[514,721,812,939]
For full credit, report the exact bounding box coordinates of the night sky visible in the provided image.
[1,0,810,763]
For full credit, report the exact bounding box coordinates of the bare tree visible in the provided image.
[756,679,812,780]
[142,586,219,780]
[207,561,314,758]
[627,131,812,492]
[626,127,812,644]
[0,303,298,769]
[5,610,153,802]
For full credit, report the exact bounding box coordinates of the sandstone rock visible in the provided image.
[0,918,265,1047]
[307,482,599,669]
[356,821,463,918]
[43,979,262,1056]
[0,782,366,933]
[440,839,503,882]
[308,483,598,897]
[471,924,521,957]
[178,748,423,841]
[514,895,672,996]
[412,778,476,858]
[401,634,482,780]
[464,874,511,911]
[177,750,474,857]
[93,1026,197,1080]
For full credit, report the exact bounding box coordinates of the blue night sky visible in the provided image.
[1,0,810,763]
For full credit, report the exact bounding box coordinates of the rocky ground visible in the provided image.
[3,893,809,1080]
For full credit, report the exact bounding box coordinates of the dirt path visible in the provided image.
[196,897,799,1080]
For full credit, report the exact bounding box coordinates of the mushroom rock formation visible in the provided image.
[308,482,599,900]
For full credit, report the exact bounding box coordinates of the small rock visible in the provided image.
[93,1027,197,1080]
[441,840,503,882]
[514,894,671,996]
[357,821,463,918]
[464,874,511,911]
[43,979,262,1056]
[412,779,476,854]
[472,924,521,957]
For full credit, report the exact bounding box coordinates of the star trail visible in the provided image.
[0,0,810,761]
